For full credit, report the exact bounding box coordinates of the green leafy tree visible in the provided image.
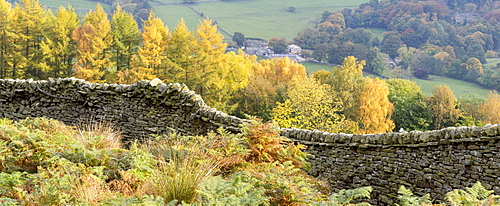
[109,5,141,81]
[386,79,432,131]
[268,37,288,54]
[330,56,365,123]
[232,32,245,47]
[380,31,402,59]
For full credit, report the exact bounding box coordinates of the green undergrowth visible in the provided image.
[0,117,498,205]
[0,117,371,205]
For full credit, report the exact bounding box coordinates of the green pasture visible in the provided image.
[301,62,335,73]
[153,5,204,32]
[411,76,491,99]
[485,57,500,68]
[365,26,389,40]
[153,0,370,40]
[39,0,111,14]
[37,0,370,40]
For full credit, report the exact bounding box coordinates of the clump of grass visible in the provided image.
[75,120,122,150]
[141,135,219,204]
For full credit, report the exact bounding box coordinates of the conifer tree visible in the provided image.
[165,18,197,83]
[40,6,79,78]
[110,5,141,81]
[0,0,13,78]
[12,0,51,79]
[72,4,112,83]
[133,12,169,82]
[192,18,227,97]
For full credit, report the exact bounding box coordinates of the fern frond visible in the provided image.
[329,186,372,205]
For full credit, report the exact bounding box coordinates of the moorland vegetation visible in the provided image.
[1,0,500,134]
[1,117,499,205]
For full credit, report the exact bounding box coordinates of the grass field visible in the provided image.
[153,0,370,40]
[38,0,370,40]
[301,62,335,73]
[485,57,500,68]
[365,26,390,40]
[39,0,112,14]
[411,76,491,99]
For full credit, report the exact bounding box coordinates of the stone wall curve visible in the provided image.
[1,78,499,204]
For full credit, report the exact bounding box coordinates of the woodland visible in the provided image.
[291,0,500,90]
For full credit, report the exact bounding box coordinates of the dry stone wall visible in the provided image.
[1,78,500,204]
[0,78,245,141]
[281,127,500,205]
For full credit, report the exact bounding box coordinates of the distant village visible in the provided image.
[227,38,307,62]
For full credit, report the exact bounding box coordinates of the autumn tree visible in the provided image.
[312,69,334,85]
[12,0,52,79]
[72,4,112,82]
[464,57,483,82]
[165,19,252,112]
[329,56,365,121]
[123,12,168,83]
[427,85,460,129]
[0,0,13,78]
[232,56,307,120]
[386,79,432,131]
[357,77,395,134]
[272,76,357,133]
[479,91,500,124]
[165,18,197,83]
[39,6,79,78]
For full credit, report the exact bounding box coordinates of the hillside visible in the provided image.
[39,0,369,39]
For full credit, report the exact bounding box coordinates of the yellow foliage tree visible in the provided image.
[357,77,395,134]
[479,91,500,124]
[232,56,307,120]
[137,12,169,79]
[118,12,166,84]
[40,6,79,78]
[72,4,112,83]
[428,85,460,129]
[330,56,366,121]
[258,57,307,84]
[272,76,356,133]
